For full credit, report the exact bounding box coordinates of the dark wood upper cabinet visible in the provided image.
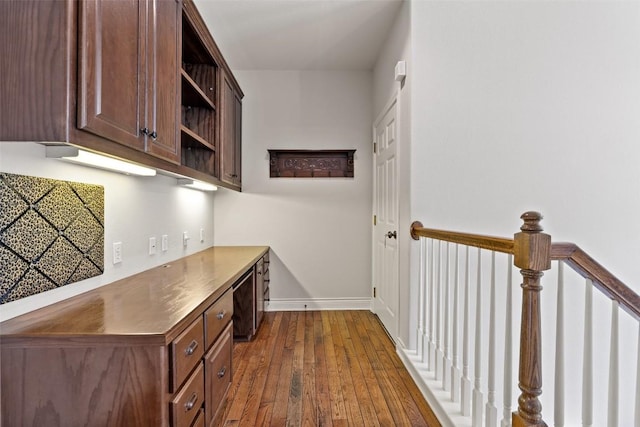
[0,0,74,143]
[76,0,147,154]
[220,70,243,188]
[0,0,243,190]
[78,0,180,163]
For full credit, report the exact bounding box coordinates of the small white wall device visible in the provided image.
[395,60,406,82]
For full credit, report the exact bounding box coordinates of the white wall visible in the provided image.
[411,0,640,287]
[0,142,215,321]
[212,70,373,308]
[372,1,413,347]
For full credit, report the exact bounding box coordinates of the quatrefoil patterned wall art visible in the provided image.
[0,173,104,304]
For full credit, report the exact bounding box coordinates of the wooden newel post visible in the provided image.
[512,211,551,427]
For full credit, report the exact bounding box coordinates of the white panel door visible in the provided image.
[373,99,398,340]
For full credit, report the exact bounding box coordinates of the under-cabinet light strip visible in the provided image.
[46,146,157,176]
[177,178,218,192]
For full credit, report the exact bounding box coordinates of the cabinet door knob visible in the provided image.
[184,339,198,356]
[140,127,150,136]
[184,392,198,411]
[217,366,227,378]
[216,310,226,320]
[149,131,157,139]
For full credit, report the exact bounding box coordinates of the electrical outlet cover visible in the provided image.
[148,237,157,255]
[113,242,122,264]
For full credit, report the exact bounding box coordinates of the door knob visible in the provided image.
[386,231,397,239]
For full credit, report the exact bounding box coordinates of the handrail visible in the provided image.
[409,221,640,320]
[410,221,515,254]
[552,243,640,320]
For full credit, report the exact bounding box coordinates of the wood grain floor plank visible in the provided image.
[256,311,291,426]
[345,311,396,426]
[284,311,306,426]
[301,312,317,426]
[216,311,441,427]
[238,311,283,425]
[328,310,366,426]
[320,311,348,423]
[313,311,334,427]
[270,312,297,426]
[336,311,381,427]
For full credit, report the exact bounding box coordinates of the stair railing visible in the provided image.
[409,211,640,427]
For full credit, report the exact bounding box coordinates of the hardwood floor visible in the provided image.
[216,310,441,426]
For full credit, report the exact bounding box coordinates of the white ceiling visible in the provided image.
[193,0,403,70]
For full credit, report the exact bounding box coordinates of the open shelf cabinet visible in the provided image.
[180,9,218,177]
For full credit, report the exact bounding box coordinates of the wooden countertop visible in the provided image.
[0,246,269,345]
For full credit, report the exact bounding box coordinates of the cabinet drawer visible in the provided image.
[204,288,233,348]
[171,317,204,391]
[171,362,204,427]
[205,323,233,426]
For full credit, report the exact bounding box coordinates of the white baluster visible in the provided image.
[429,239,436,371]
[443,242,452,391]
[486,251,497,427]
[583,280,593,427]
[436,240,443,381]
[418,237,426,361]
[608,300,619,427]
[555,261,565,427]
[501,255,513,427]
[635,324,640,427]
[451,244,461,403]
[461,245,472,416]
[472,248,484,427]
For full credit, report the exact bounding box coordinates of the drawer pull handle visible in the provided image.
[217,366,227,378]
[184,393,198,411]
[216,310,226,320]
[184,340,198,356]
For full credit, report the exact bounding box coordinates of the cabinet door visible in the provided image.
[232,271,255,340]
[77,0,146,151]
[233,90,242,186]
[145,0,180,164]
[220,72,237,185]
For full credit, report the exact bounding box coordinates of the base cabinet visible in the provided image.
[0,247,269,426]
